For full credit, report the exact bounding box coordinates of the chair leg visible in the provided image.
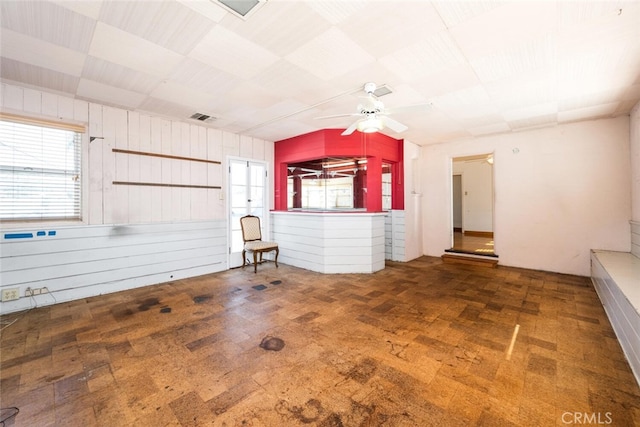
[253,251,258,273]
[274,248,279,268]
[242,250,246,268]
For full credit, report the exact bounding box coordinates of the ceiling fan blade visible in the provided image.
[316,113,361,120]
[384,102,433,115]
[341,120,360,136]
[382,116,408,133]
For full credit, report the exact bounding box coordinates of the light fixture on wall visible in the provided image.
[357,115,384,133]
[486,154,494,165]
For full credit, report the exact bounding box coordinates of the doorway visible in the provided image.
[229,158,268,268]
[449,154,496,257]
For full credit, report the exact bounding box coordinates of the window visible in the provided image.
[287,157,366,211]
[0,115,83,221]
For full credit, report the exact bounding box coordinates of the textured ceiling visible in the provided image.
[1,0,639,145]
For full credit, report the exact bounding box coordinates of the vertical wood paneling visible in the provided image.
[23,88,41,113]
[58,95,74,119]
[239,135,253,158]
[88,103,104,224]
[0,83,277,314]
[74,98,88,123]
[41,91,57,117]
[223,130,240,158]
[1,84,23,110]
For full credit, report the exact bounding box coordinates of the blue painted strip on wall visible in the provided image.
[4,233,34,239]
[48,231,56,236]
[37,231,46,236]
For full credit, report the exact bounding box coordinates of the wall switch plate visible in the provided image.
[1,288,20,301]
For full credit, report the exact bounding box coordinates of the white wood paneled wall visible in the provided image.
[0,83,274,314]
[1,221,227,313]
[272,212,386,274]
[384,210,406,262]
[591,249,640,386]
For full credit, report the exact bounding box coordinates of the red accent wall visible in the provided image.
[274,129,404,212]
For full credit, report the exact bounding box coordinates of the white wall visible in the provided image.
[422,117,631,276]
[631,101,640,257]
[402,140,423,261]
[0,83,273,314]
[632,102,640,223]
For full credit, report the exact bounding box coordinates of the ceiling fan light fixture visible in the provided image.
[357,116,383,133]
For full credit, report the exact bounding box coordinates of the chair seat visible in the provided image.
[244,241,278,251]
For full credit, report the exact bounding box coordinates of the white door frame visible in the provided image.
[227,156,269,268]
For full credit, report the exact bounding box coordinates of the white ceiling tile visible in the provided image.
[88,22,184,78]
[558,102,619,123]
[188,25,280,80]
[449,1,557,59]
[557,46,639,102]
[99,0,214,55]
[412,64,480,99]
[82,56,161,93]
[2,0,640,145]
[379,31,466,83]
[0,58,79,94]
[1,29,86,76]
[304,0,367,25]
[432,85,493,117]
[170,58,239,95]
[432,1,505,29]
[250,60,333,102]
[150,80,215,111]
[76,78,146,109]
[285,27,375,81]
[176,0,227,23]
[502,102,557,122]
[51,0,103,20]
[337,2,445,57]
[484,69,557,110]
[1,1,96,52]
[470,34,556,83]
[221,1,331,57]
[138,97,198,121]
[504,101,558,130]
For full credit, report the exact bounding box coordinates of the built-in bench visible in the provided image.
[591,248,640,384]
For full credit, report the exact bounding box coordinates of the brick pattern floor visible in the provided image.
[1,256,639,426]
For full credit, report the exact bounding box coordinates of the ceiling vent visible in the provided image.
[190,113,216,124]
[215,0,266,19]
[374,85,392,98]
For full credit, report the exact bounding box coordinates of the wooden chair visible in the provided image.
[240,215,279,273]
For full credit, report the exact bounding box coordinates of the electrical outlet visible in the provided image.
[26,287,49,296]
[1,288,20,301]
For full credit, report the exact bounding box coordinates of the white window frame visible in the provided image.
[0,113,86,223]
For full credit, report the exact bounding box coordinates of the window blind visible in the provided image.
[0,116,83,221]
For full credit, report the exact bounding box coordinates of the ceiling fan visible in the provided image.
[317,82,432,136]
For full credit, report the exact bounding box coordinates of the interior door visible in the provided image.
[229,158,268,268]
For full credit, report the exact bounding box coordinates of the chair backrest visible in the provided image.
[240,215,262,242]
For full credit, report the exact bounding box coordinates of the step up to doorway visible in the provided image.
[441,253,499,268]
